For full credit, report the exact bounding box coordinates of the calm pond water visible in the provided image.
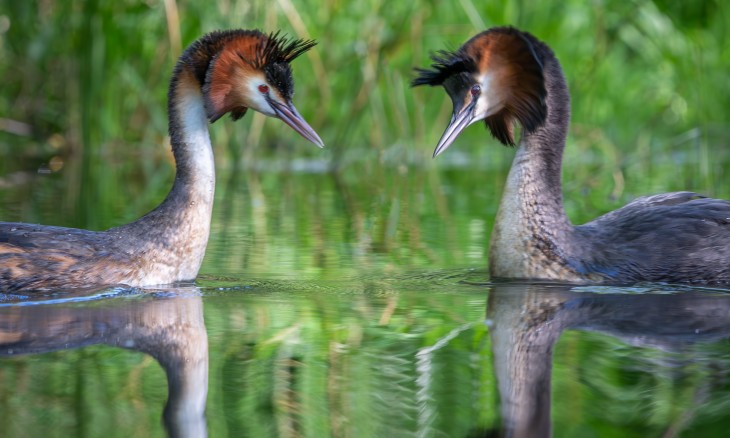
[2,275,730,437]
[2,157,730,437]
[3,127,730,438]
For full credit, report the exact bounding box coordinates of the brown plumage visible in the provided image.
[414,26,730,284]
[1,29,323,293]
[413,27,546,148]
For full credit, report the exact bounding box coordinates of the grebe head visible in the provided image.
[412,27,547,156]
[202,30,324,147]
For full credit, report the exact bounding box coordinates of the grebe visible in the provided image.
[413,27,730,284]
[0,29,323,292]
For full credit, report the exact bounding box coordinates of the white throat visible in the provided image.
[176,89,216,196]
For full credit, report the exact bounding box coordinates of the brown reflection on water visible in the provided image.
[488,283,730,438]
[0,290,208,438]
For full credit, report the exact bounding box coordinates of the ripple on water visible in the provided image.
[196,267,491,297]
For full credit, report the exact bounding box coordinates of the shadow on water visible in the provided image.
[488,282,730,438]
[0,288,208,438]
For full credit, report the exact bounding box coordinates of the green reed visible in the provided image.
[0,0,729,271]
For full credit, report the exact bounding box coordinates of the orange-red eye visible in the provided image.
[471,84,481,96]
[258,84,269,94]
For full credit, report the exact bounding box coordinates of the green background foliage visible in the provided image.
[1,0,729,278]
[1,2,730,435]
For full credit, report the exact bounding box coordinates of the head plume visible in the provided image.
[171,29,324,147]
[180,29,316,122]
[413,27,548,147]
[411,49,477,87]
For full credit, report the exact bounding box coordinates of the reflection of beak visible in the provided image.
[267,97,324,148]
[433,98,478,158]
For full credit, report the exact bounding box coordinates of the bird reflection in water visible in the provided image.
[0,288,208,438]
[487,283,730,438]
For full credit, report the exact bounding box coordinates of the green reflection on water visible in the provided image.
[202,284,491,437]
[0,281,494,437]
[3,282,730,437]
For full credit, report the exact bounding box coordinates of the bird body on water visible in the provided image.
[414,26,730,284]
[0,30,323,292]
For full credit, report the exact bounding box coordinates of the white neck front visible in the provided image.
[172,87,216,203]
[164,86,216,280]
[119,81,217,285]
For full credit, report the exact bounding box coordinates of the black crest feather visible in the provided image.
[255,31,317,100]
[411,50,477,87]
[412,26,548,147]
[256,31,317,67]
[181,29,316,92]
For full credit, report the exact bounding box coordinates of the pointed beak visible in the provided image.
[267,98,324,148]
[432,98,478,158]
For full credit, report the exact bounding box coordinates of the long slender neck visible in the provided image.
[114,63,216,283]
[489,50,580,281]
[165,66,216,216]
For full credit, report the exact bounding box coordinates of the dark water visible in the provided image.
[2,274,730,437]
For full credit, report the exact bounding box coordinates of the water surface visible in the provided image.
[2,159,730,437]
[2,274,730,437]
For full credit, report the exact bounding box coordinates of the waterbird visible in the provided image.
[0,29,323,292]
[413,26,730,284]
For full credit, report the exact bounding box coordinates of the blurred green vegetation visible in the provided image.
[1,0,729,277]
[2,3,730,436]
